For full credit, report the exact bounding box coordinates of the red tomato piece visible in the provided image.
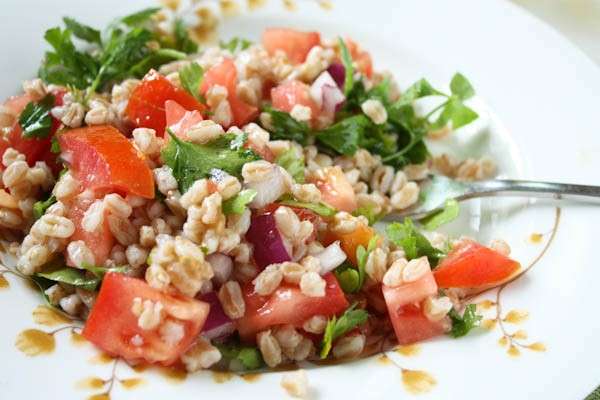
[67,192,114,266]
[164,100,204,140]
[59,125,155,199]
[344,38,373,78]
[262,28,321,64]
[310,166,357,213]
[126,70,205,136]
[237,273,348,342]
[382,271,444,345]
[388,304,447,345]
[271,80,320,119]
[200,59,258,128]
[83,273,210,365]
[433,240,521,289]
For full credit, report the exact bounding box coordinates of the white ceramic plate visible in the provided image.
[1,1,600,399]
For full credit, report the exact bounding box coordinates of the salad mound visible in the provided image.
[0,5,516,378]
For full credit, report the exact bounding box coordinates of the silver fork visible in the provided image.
[388,175,600,220]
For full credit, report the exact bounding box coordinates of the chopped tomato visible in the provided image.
[237,273,348,341]
[67,192,114,266]
[164,100,203,140]
[271,80,320,119]
[262,28,321,64]
[310,166,357,213]
[200,59,258,128]
[387,304,447,345]
[83,273,210,365]
[382,270,444,345]
[3,91,64,172]
[323,222,375,266]
[433,240,521,289]
[344,38,373,78]
[126,70,205,136]
[59,125,155,199]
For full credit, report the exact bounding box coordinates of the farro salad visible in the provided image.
[0,5,519,387]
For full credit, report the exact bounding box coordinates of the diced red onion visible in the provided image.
[246,213,291,269]
[327,63,346,88]
[246,165,289,209]
[310,71,345,116]
[315,241,347,274]
[206,253,233,286]
[200,292,235,340]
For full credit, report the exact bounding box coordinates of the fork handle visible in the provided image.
[463,179,600,201]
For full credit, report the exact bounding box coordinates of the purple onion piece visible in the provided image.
[200,292,233,335]
[327,63,345,88]
[245,213,291,269]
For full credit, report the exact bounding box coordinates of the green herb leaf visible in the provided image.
[174,19,198,54]
[220,37,252,53]
[63,17,102,45]
[36,268,100,291]
[33,194,57,221]
[395,78,444,107]
[237,347,263,370]
[277,196,337,217]
[320,303,368,358]
[449,73,475,101]
[38,27,99,89]
[127,48,187,78]
[120,7,161,27]
[355,235,378,288]
[432,97,478,130]
[449,304,482,338]
[419,199,460,231]
[162,130,260,193]
[179,63,204,102]
[338,37,354,95]
[317,114,370,156]
[334,263,360,293]
[263,107,311,145]
[222,189,257,215]
[51,136,61,154]
[19,94,55,139]
[80,263,130,278]
[386,219,444,266]
[275,147,305,183]
[353,204,383,226]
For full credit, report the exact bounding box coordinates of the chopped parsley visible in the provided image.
[32,194,57,220]
[335,235,378,293]
[275,147,305,183]
[277,195,337,217]
[386,219,444,266]
[179,62,204,102]
[449,304,482,338]
[19,94,55,139]
[222,189,257,215]
[419,199,460,231]
[220,37,253,53]
[320,303,369,358]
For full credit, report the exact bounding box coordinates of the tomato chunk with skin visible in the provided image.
[67,192,114,266]
[59,125,154,199]
[83,273,210,365]
[126,70,205,136]
[271,80,320,119]
[310,166,357,213]
[433,240,521,289]
[237,273,348,341]
[262,28,321,64]
[383,270,445,345]
[344,38,373,78]
[165,100,203,140]
[200,59,258,128]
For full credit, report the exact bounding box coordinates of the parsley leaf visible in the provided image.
[33,194,57,221]
[320,303,368,358]
[449,304,482,338]
[338,37,354,95]
[19,94,55,139]
[277,195,337,217]
[63,17,102,45]
[386,219,444,266]
[356,235,378,287]
[80,263,131,278]
[335,235,378,293]
[179,63,204,102]
[50,136,61,154]
[36,268,100,291]
[316,114,368,156]
[120,7,161,27]
[216,342,264,371]
[222,189,257,215]
[353,204,383,226]
[263,107,311,145]
[174,19,198,53]
[419,199,460,231]
[450,72,475,101]
[275,147,305,183]
[38,27,99,89]
[432,96,478,130]
[220,37,252,53]
[162,130,260,193]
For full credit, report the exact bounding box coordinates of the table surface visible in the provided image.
[510,0,600,66]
